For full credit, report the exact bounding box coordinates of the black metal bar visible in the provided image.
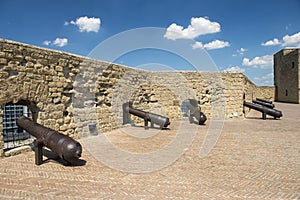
[122,102,132,125]
[35,143,43,165]
[144,118,149,130]
[262,112,267,120]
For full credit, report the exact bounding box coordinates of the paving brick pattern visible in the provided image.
[0,103,299,199]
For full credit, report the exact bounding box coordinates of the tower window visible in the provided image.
[286,89,288,96]
[292,62,295,68]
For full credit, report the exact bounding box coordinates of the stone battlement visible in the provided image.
[0,39,274,156]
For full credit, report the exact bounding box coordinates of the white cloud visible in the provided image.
[192,41,204,49]
[53,38,68,47]
[239,48,247,54]
[233,47,247,56]
[203,40,230,50]
[67,16,101,33]
[43,40,51,46]
[164,17,221,40]
[282,32,300,47]
[223,66,245,73]
[261,38,280,46]
[42,38,68,47]
[261,32,300,47]
[254,73,274,85]
[192,40,229,50]
[242,55,273,69]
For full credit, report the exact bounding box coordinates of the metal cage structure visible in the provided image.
[181,100,190,117]
[2,104,34,151]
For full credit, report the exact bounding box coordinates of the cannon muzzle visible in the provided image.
[17,116,82,165]
[146,112,171,128]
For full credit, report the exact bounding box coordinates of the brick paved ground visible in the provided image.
[0,102,299,199]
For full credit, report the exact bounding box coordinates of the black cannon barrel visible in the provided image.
[243,101,282,119]
[256,98,273,104]
[128,107,149,120]
[123,103,170,129]
[128,107,170,128]
[252,99,275,109]
[186,99,207,125]
[17,116,82,165]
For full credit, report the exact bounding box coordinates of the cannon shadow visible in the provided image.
[130,123,171,130]
[244,116,281,120]
[29,145,87,166]
[42,148,87,166]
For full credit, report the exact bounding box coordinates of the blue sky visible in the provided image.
[1,0,300,86]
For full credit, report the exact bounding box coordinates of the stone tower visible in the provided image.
[274,48,300,104]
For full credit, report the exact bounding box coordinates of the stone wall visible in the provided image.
[0,39,275,156]
[0,109,2,156]
[254,86,275,101]
[274,49,300,103]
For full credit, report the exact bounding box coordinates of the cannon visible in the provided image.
[123,102,170,129]
[186,99,207,125]
[252,99,275,109]
[256,98,273,104]
[17,116,82,165]
[243,101,282,120]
